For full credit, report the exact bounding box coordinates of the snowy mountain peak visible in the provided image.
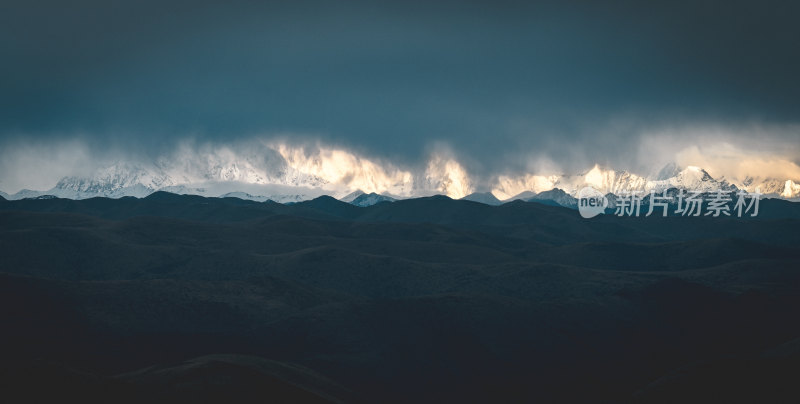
[339,190,366,203]
[782,180,800,199]
[350,192,396,207]
[580,165,648,195]
[646,166,736,194]
[727,176,800,198]
[682,166,713,181]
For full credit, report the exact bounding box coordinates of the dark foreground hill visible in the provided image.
[1,194,799,403]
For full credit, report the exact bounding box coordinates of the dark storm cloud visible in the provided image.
[1,0,799,171]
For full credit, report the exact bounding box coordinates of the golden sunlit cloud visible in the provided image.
[275,143,415,196]
[491,174,558,200]
[2,133,800,200]
[425,155,473,199]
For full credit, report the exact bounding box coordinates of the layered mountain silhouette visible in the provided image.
[1,194,799,402]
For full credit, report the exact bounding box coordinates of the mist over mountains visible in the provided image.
[3,151,798,204]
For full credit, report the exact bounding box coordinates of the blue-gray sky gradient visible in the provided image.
[2,0,799,177]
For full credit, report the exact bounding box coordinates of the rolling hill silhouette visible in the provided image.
[1,194,799,402]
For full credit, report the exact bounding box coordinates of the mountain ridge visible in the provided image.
[3,162,799,202]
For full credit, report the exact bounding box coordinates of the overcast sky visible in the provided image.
[2,0,799,192]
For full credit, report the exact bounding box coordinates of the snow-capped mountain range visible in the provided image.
[1,159,329,203]
[494,164,797,201]
[1,161,798,203]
